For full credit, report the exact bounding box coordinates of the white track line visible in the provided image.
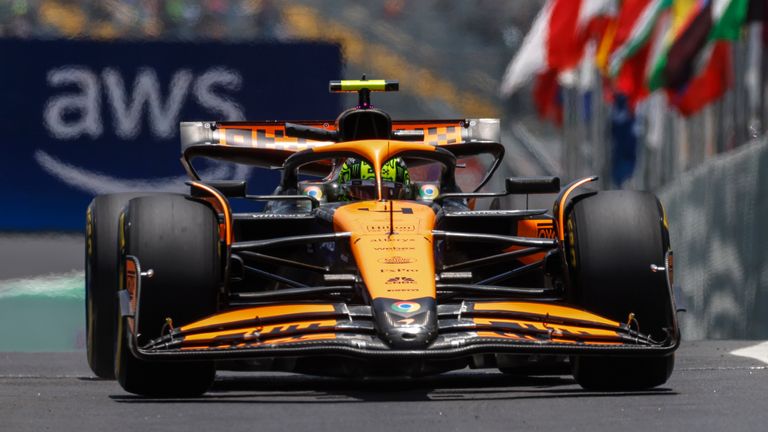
[731,341,768,365]
[0,271,84,299]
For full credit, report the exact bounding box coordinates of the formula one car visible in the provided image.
[85,79,679,396]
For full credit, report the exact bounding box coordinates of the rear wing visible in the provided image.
[180,119,500,152]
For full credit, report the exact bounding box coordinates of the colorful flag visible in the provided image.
[500,0,579,96]
[599,0,670,108]
[710,0,750,39]
[500,0,613,96]
[650,0,748,91]
[501,0,614,125]
[664,0,747,114]
[607,0,671,78]
[647,0,707,91]
[668,41,733,115]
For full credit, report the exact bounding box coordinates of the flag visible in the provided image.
[579,0,617,40]
[664,0,747,114]
[649,0,748,91]
[600,0,670,108]
[647,0,707,91]
[500,0,613,96]
[663,1,713,90]
[668,41,733,115]
[501,0,614,125]
[533,70,563,125]
[500,0,581,96]
[711,0,750,39]
[607,0,670,78]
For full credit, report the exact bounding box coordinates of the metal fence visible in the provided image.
[658,136,768,339]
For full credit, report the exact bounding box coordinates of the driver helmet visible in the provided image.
[338,157,411,200]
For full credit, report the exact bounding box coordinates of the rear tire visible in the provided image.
[115,194,220,397]
[86,193,150,379]
[566,190,674,390]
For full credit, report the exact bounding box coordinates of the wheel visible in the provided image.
[86,193,151,379]
[572,355,674,391]
[566,190,674,390]
[115,194,220,397]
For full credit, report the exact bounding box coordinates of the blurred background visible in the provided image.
[0,0,766,350]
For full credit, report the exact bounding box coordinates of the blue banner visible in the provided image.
[0,38,342,230]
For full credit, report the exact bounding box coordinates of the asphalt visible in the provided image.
[1,340,767,432]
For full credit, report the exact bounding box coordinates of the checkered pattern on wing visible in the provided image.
[423,126,460,146]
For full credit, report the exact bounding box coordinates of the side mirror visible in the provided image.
[505,176,560,194]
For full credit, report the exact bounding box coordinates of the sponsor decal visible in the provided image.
[391,301,421,313]
[0,39,341,230]
[385,276,415,284]
[536,222,556,239]
[366,224,416,233]
[396,318,416,325]
[247,213,314,219]
[419,184,439,200]
[373,246,415,251]
[303,185,324,200]
[378,256,415,264]
[368,237,416,243]
[379,268,418,273]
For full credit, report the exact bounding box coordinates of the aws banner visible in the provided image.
[0,39,341,230]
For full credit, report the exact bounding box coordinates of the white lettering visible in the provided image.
[44,66,244,140]
[102,67,193,139]
[193,67,244,121]
[43,67,102,139]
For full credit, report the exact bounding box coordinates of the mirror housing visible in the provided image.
[505,177,560,194]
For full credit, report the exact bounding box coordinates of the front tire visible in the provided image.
[86,193,150,379]
[566,190,675,390]
[115,194,220,397]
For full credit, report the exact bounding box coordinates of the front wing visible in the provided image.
[129,301,678,361]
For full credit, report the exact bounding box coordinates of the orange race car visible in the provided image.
[85,79,679,397]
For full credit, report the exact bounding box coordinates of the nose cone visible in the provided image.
[373,298,437,349]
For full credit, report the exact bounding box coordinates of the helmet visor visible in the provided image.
[346,180,408,200]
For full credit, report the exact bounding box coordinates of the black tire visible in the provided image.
[566,190,674,390]
[115,194,220,397]
[86,193,150,379]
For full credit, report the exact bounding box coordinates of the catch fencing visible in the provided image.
[658,137,768,339]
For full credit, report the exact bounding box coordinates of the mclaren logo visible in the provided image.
[537,222,556,239]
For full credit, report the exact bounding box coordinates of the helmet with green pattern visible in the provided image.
[337,157,411,200]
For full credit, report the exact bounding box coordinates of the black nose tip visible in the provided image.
[386,327,434,349]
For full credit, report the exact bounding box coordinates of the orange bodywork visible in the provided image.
[189,181,232,245]
[506,219,557,264]
[471,302,623,343]
[180,304,337,332]
[333,200,436,300]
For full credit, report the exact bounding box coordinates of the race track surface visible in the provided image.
[1,340,767,432]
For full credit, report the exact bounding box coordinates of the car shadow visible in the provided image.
[109,371,677,403]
